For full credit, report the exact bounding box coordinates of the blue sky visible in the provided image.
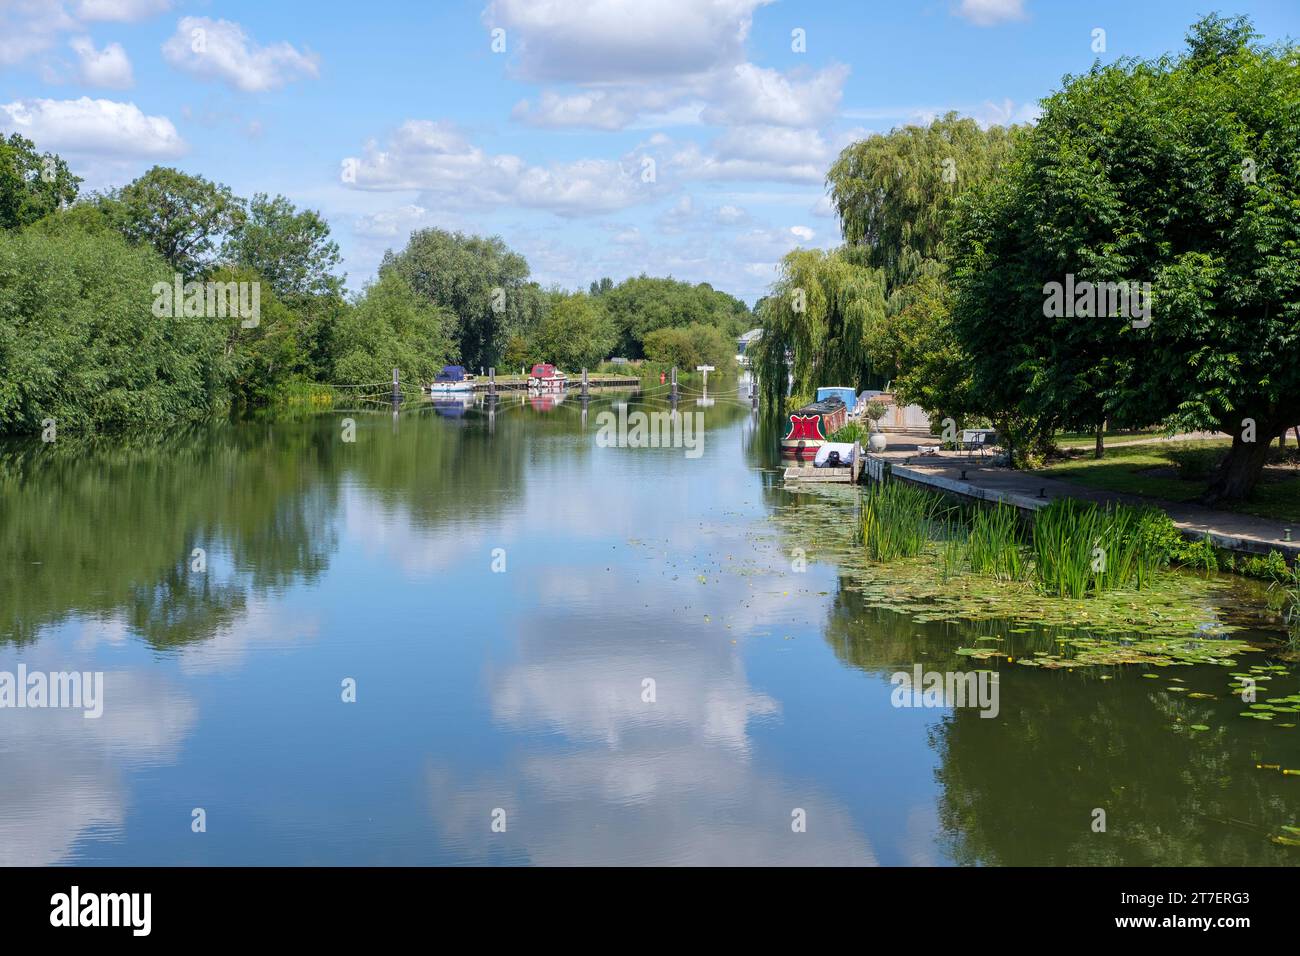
[2,0,1297,303]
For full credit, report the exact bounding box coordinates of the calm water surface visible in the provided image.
[2,386,1297,865]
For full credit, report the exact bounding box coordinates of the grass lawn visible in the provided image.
[1038,439,1300,523]
[1053,428,1164,449]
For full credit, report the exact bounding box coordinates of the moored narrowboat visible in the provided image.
[780,395,847,460]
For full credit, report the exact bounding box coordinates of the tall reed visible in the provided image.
[1270,563,1300,648]
[1032,499,1165,597]
[939,519,968,581]
[967,501,1026,580]
[1033,499,1100,597]
[859,481,947,562]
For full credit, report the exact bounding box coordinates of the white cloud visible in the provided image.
[342,120,654,218]
[955,0,1026,27]
[715,203,748,225]
[69,36,133,88]
[666,127,832,184]
[733,225,805,260]
[810,193,836,218]
[655,194,696,233]
[974,97,1042,127]
[514,62,849,132]
[0,1,77,66]
[484,0,772,83]
[790,225,813,241]
[161,16,319,93]
[0,96,185,157]
[513,86,697,131]
[76,0,171,21]
[702,62,848,128]
[0,0,166,68]
[353,203,432,239]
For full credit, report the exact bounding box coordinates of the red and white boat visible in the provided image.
[780,395,848,461]
[528,363,567,392]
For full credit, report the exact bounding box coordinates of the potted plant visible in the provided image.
[864,400,889,452]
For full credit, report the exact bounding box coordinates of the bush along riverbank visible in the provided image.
[775,482,1299,669]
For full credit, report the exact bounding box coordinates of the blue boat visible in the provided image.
[430,365,474,393]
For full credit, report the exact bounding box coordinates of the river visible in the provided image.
[1,384,1296,865]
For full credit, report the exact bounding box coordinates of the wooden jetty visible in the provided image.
[470,375,639,393]
[783,441,863,484]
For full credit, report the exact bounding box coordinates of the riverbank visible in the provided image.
[865,432,1300,565]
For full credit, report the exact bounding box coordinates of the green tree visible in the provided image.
[381,229,530,371]
[949,14,1300,498]
[330,270,454,386]
[0,223,228,434]
[0,134,80,230]
[206,264,302,408]
[813,114,1020,422]
[101,166,245,276]
[532,292,615,370]
[865,273,970,422]
[223,193,343,301]
[599,275,749,357]
[828,113,1020,300]
[752,248,887,403]
[642,323,734,371]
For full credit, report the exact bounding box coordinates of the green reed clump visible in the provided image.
[1033,499,1169,597]
[1269,563,1300,648]
[939,519,968,581]
[1131,507,1170,589]
[967,501,1026,580]
[859,480,947,562]
[1033,499,1100,597]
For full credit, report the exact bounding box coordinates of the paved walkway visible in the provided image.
[872,430,1298,558]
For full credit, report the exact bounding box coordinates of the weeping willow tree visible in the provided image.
[782,112,1022,421]
[827,112,1021,306]
[752,248,887,404]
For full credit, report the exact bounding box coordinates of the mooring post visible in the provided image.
[750,376,757,408]
[489,367,496,399]
[670,366,678,402]
[582,367,589,400]
[392,367,400,408]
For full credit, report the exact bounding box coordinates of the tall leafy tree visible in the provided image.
[101,166,245,276]
[0,222,228,434]
[380,229,530,371]
[642,323,734,371]
[752,248,887,403]
[599,275,749,358]
[531,292,615,370]
[0,134,80,230]
[331,269,454,386]
[224,193,344,301]
[950,14,1300,499]
[827,113,1020,302]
